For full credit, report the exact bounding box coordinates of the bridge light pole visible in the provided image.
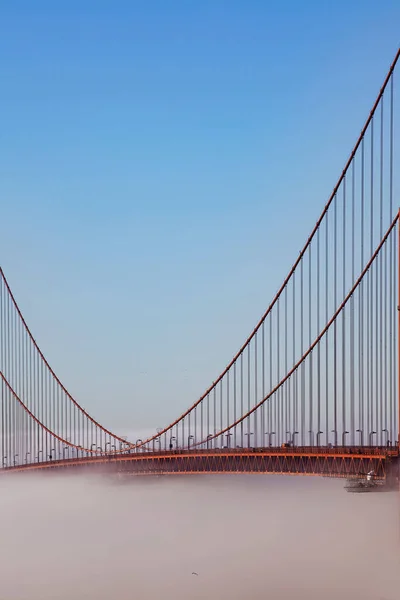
[331,429,338,447]
[63,446,69,458]
[188,435,194,449]
[2,456,7,467]
[206,434,213,449]
[356,429,364,445]
[24,452,30,463]
[105,442,111,452]
[308,430,314,447]
[156,428,164,451]
[36,450,43,462]
[382,428,389,446]
[266,432,276,447]
[316,431,323,447]
[135,439,142,453]
[341,431,349,447]
[369,431,377,446]
[291,431,299,447]
[225,433,233,448]
[13,453,18,466]
[169,436,176,450]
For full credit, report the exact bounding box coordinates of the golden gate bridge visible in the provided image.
[1,49,400,483]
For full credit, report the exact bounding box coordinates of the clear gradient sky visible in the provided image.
[1,1,399,434]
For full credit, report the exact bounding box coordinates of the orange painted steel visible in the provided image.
[2,447,396,481]
[398,208,400,445]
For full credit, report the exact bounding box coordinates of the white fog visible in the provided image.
[0,473,398,599]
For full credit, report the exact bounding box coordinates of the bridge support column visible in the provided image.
[398,208,400,449]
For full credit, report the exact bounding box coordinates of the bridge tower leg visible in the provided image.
[398,208,400,450]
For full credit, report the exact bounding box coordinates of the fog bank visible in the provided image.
[0,473,398,599]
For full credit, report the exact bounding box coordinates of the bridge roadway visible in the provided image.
[3,446,399,481]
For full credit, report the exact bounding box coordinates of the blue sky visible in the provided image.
[0,1,399,433]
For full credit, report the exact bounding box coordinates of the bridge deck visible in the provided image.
[4,447,398,480]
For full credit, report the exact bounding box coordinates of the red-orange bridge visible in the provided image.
[1,50,400,484]
[5,447,399,482]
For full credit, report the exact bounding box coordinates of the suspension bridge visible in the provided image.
[1,49,400,482]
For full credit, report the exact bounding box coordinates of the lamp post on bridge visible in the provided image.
[169,436,176,450]
[331,429,338,447]
[156,428,164,451]
[291,431,299,447]
[266,432,276,447]
[382,429,389,446]
[316,431,323,447]
[2,456,7,467]
[308,430,314,447]
[105,442,111,452]
[225,433,233,448]
[356,429,364,446]
[341,431,349,447]
[36,450,43,462]
[63,446,69,458]
[13,453,18,466]
[24,452,30,464]
[188,435,194,449]
[369,431,377,447]
[135,439,142,453]
[206,434,213,449]
[153,437,161,452]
